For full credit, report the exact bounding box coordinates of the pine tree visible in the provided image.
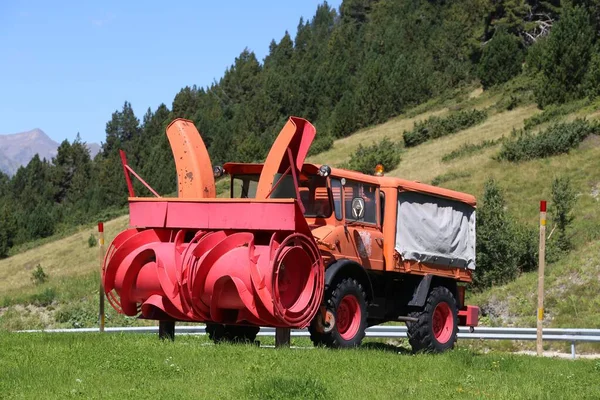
[535,6,596,106]
[0,200,17,257]
[478,28,523,88]
[474,179,520,289]
[96,102,141,207]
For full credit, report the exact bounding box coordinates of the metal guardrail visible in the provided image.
[18,325,600,359]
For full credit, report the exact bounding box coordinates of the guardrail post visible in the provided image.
[98,222,105,333]
[537,200,547,356]
[275,328,291,348]
[159,321,175,341]
[571,341,576,360]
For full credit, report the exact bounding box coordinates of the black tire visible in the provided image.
[309,278,368,348]
[407,285,458,353]
[205,323,260,344]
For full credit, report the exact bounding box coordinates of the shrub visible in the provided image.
[478,29,523,89]
[308,134,334,156]
[29,287,57,307]
[31,264,48,285]
[55,303,97,328]
[344,138,402,174]
[550,176,577,252]
[474,179,537,289]
[512,224,538,273]
[441,137,505,162]
[474,179,520,289]
[88,233,98,248]
[497,119,598,162]
[523,99,589,131]
[403,109,488,147]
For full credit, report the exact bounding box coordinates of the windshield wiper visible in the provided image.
[345,220,362,226]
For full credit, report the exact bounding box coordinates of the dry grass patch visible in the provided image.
[308,108,448,166]
[0,216,129,294]
[387,105,539,183]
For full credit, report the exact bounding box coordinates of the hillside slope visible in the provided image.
[1,89,599,333]
[0,216,128,297]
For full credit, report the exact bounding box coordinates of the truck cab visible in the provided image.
[224,161,479,352]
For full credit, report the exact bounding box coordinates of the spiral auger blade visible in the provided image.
[103,228,323,328]
[103,116,325,329]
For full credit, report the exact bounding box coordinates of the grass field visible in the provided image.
[1,333,599,399]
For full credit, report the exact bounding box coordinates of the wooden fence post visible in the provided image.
[537,201,547,356]
[98,222,105,333]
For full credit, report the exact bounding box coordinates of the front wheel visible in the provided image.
[407,285,458,353]
[309,278,368,348]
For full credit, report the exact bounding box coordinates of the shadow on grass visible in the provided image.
[360,341,412,354]
[246,376,330,400]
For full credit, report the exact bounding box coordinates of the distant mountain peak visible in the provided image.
[0,129,101,176]
[28,128,49,137]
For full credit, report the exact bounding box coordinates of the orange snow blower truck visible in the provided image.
[104,116,478,353]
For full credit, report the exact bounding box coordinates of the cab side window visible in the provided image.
[331,178,343,220]
[344,180,377,224]
[380,191,385,226]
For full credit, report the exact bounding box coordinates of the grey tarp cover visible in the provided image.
[395,191,476,270]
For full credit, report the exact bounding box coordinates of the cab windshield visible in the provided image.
[231,173,332,218]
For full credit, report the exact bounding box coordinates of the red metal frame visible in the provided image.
[265,166,292,198]
[262,148,306,214]
[119,150,161,198]
[119,150,135,197]
[287,148,304,214]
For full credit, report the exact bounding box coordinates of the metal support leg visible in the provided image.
[571,341,576,360]
[159,321,175,341]
[275,328,291,348]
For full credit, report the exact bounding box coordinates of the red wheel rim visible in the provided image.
[336,295,361,341]
[432,302,453,344]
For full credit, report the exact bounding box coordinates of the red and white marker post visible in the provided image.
[98,222,106,333]
[537,201,547,356]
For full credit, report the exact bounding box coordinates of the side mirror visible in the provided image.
[351,197,365,220]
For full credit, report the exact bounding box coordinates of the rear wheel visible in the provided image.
[309,278,367,348]
[205,323,260,344]
[407,286,458,353]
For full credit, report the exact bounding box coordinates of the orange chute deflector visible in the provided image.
[166,118,216,198]
[255,117,316,199]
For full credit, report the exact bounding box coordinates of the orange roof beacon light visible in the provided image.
[107,115,479,353]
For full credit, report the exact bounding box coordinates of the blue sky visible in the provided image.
[0,1,342,145]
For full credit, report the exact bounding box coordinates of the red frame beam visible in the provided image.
[119,149,161,198]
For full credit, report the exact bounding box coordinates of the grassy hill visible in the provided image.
[2,85,599,341]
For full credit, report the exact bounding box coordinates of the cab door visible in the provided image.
[341,179,385,271]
